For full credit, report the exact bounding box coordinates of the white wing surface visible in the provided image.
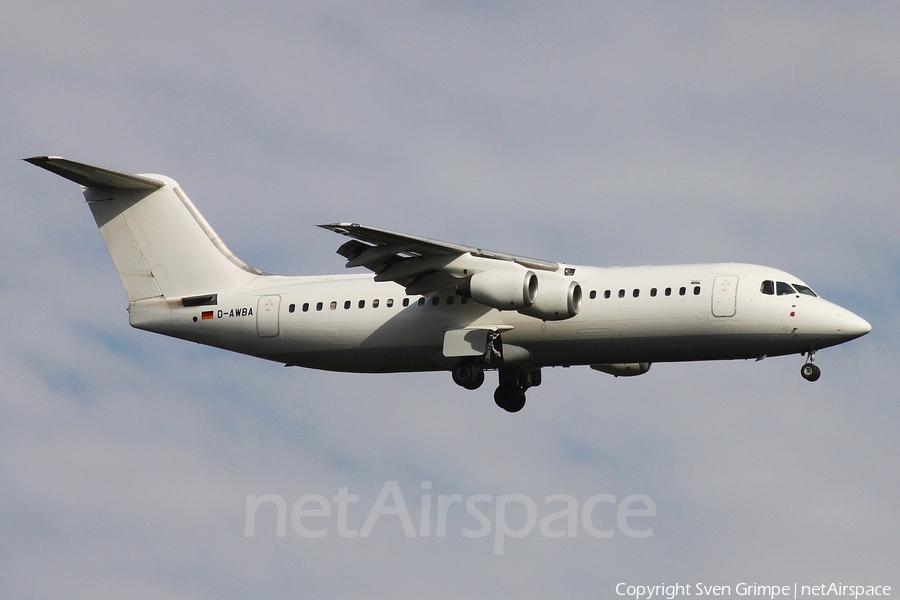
[319,222,560,295]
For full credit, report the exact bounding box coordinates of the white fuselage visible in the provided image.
[26,156,872,410]
[129,262,871,374]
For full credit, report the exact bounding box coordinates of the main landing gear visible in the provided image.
[800,350,821,382]
[450,363,541,412]
[451,362,485,390]
[493,367,541,413]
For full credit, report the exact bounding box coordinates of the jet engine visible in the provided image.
[519,277,582,321]
[590,363,652,377]
[458,270,537,310]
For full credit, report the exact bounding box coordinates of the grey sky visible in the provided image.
[1,2,898,598]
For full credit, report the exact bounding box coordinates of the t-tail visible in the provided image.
[25,157,265,303]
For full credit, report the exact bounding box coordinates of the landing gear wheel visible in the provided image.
[469,367,485,390]
[452,363,485,390]
[494,386,526,413]
[800,363,821,382]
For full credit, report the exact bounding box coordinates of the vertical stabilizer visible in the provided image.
[26,157,264,301]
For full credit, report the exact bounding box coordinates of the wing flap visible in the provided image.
[336,239,371,260]
[347,243,415,269]
[402,271,460,296]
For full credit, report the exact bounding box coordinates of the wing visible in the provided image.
[318,223,559,295]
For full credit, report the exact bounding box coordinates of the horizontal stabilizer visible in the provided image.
[24,156,164,190]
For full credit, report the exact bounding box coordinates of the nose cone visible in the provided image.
[840,310,872,339]
[804,301,871,348]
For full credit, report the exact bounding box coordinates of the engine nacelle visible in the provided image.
[458,269,537,310]
[590,363,652,377]
[518,277,582,321]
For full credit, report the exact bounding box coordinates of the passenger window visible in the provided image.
[418,297,425,306]
[402,298,410,307]
[330,301,337,310]
[793,284,817,297]
[633,289,640,298]
[302,303,309,312]
[679,287,686,296]
[344,301,351,309]
[693,286,701,295]
[358,300,365,309]
[650,288,657,297]
[590,290,597,300]
[665,287,672,296]
[460,296,468,304]
[432,296,440,306]
[618,289,625,298]
[447,296,454,305]
[776,281,796,296]
[372,299,379,308]
[289,304,295,313]
[760,280,774,295]
[604,290,611,299]
[387,299,394,307]
[316,302,323,311]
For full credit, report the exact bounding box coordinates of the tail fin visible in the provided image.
[26,156,265,301]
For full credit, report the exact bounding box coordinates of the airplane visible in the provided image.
[26,156,872,412]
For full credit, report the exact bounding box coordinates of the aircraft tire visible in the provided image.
[801,363,821,382]
[469,367,485,390]
[494,386,526,412]
[453,364,485,390]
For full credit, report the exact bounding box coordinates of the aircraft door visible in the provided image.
[711,275,738,317]
[257,295,281,337]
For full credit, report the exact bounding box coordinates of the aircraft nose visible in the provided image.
[806,302,871,346]
[839,309,872,339]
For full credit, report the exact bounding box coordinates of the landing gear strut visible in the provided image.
[800,350,821,382]
[494,367,541,413]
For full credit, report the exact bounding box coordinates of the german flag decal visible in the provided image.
[201,311,214,320]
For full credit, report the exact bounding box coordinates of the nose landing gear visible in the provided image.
[800,351,821,382]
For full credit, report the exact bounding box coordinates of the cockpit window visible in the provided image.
[760,280,774,295]
[793,284,817,297]
[776,281,796,296]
